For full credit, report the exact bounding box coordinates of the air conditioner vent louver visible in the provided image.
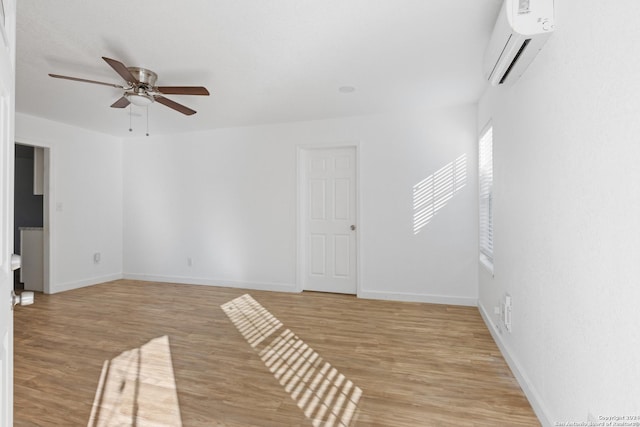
[499,38,531,84]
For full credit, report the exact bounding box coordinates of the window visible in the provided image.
[479,124,494,272]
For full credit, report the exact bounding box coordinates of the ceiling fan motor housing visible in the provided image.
[128,67,157,90]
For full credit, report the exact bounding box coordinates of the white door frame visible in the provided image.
[296,142,361,295]
[0,0,17,423]
[14,140,54,294]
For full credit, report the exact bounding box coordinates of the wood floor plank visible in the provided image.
[13,280,539,426]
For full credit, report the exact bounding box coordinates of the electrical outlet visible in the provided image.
[504,294,512,332]
[93,252,101,264]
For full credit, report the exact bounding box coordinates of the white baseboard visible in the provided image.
[122,273,298,293]
[477,301,552,427]
[51,273,124,294]
[358,289,477,306]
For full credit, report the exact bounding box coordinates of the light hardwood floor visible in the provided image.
[14,280,539,426]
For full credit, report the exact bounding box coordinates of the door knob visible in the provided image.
[350,224,356,231]
[12,290,34,308]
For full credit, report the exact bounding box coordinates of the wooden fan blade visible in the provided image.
[48,73,124,89]
[154,96,196,115]
[110,96,130,108]
[156,86,210,96]
[102,57,138,84]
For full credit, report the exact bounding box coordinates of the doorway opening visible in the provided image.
[13,143,51,294]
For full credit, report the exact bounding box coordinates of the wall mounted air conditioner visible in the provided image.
[483,0,555,86]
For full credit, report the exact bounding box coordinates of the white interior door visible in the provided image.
[0,1,17,425]
[301,147,357,294]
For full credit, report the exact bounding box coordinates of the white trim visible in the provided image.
[295,146,304,292]
[359,289,477,307]
[51,273,123,294]
[478,300,553,427]
[296,142,361,295]
[123,273,298,293]
[42,147,52,294]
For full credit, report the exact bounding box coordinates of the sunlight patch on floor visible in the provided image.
[87,335,182,427]
[221,293,282,348]
[222,294,362,427]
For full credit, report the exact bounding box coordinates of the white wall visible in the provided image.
[123,104,478,304]
[478,1,640,424]
[16,113,123,292]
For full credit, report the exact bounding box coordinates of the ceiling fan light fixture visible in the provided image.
[126,93,154,106]
[50,57,207,116]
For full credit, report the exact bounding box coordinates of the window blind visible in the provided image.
[479,125,494,265]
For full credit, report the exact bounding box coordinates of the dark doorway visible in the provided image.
[14,144,44,290]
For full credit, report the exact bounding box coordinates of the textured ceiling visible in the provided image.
[16,0,502,138]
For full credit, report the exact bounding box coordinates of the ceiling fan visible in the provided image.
[49,57,209,116]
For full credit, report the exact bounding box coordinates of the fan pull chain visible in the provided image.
[146,106,149,136]
[129,105,132,132]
